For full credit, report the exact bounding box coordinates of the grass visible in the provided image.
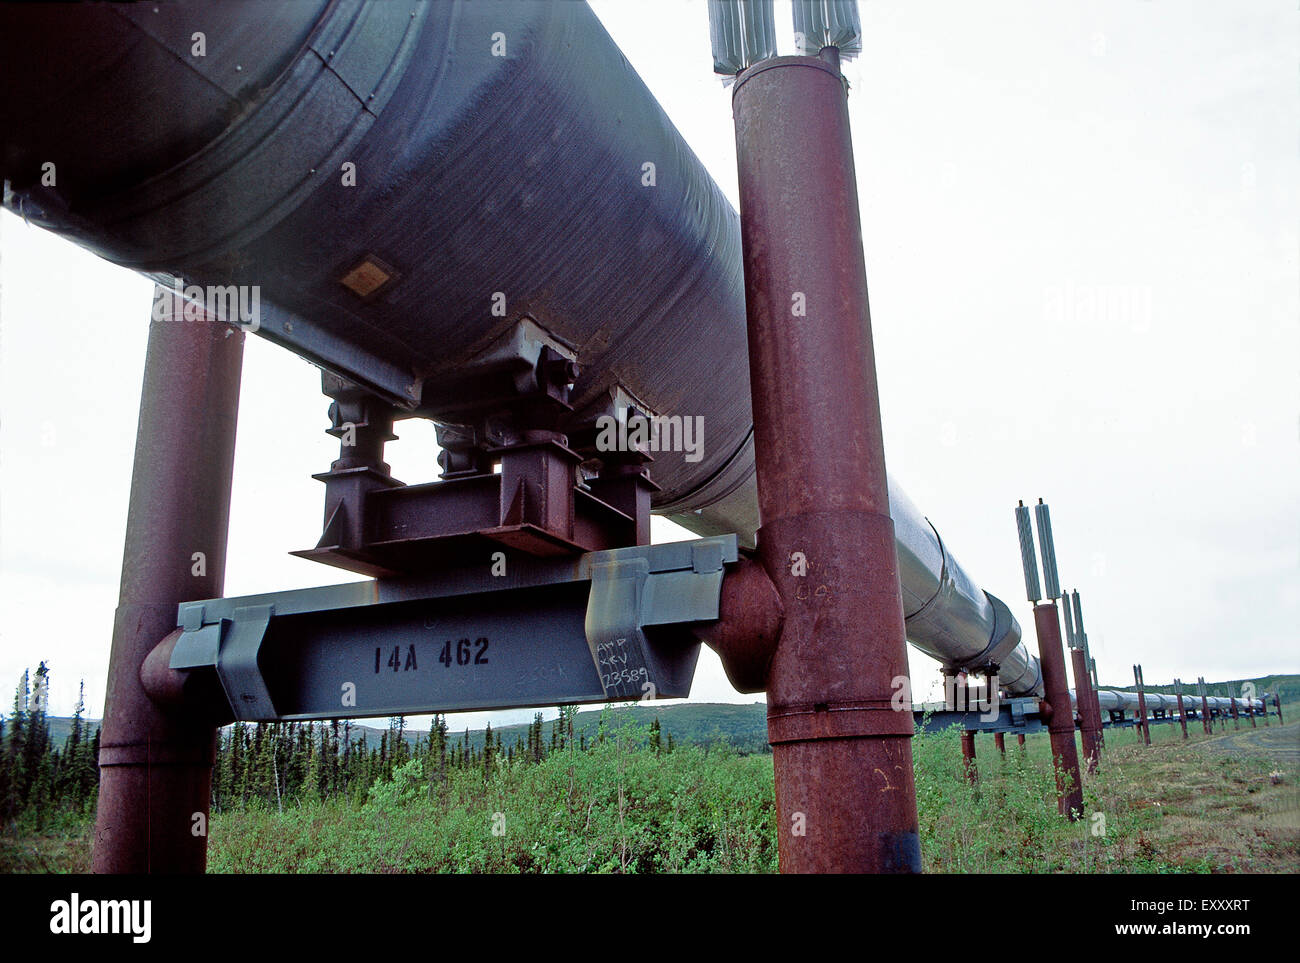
[5,717,1296,873]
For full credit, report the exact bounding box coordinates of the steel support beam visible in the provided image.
[961,730,978,784]
[1071,647,1101,772]
[1134,665,1151,746]
[1034,604,1084,819]
[1175,678,1189,740]
[92,290,244,873]
[732,50,920,873]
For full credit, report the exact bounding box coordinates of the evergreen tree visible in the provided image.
[4,669,30,819]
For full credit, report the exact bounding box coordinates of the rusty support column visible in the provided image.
[93,289,244,873]
[1275,694,1283,725]
[732,51,920,873]
[1071,646,1101,772]
[1033,604,1084,819]
[1200,678,1212,735]
[1017,733,1025,749]
[961,731,978,785]
[1133,665,1151,747]
[1230,697,1239,729]
[1175,678,1189,740]
[994,731,1006,758]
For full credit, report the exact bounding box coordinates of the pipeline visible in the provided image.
[1074,690,1263,716]
[0,0,1039,694]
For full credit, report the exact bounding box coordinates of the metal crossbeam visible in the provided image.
[171,536,738,722]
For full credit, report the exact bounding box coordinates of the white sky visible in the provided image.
[1,0,1296,727]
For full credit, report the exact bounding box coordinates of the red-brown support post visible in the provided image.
[994,731,1006,758]
[1034,604,1085,819]
[1248,695,1257,728]
[1200,678,1212,735]
[1275,694,1283,724]
[92,289,244,873]
[1016,733,1026,749]
[1071,591,1104,749]
[1133,665,1151,747]
[961,730,978,784]
[732,49,920,873]
[1174,678,1189,740]
[1231,697,1240,729]
[1071,646,1101,772]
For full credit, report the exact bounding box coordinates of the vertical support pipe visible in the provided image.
[1231,697,1240,729]
[1071,647,1100,772]
[1248,692,1257,728]
[1017,732,1026,749]
[1070,591,1104,746]
[1199,678,1212,735]
[1033,604,1084,819]
[994,731,1006,758]
[92,289,244,873]
[732,52,919,873]
[961,730,978,785]
[1175,678,1189,740]
[1133,665,1150,746]
[1275,694,1283,725]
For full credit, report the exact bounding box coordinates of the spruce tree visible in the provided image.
[4,669,30,819]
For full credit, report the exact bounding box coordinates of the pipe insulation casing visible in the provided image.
[0,0,1043,697]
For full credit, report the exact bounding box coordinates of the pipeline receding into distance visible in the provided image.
[0,0,1042,694]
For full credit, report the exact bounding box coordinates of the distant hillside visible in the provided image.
[1111,673,1299,707]
[30,674,1297,755]
[32,702,772,755]
[390,702,771,755]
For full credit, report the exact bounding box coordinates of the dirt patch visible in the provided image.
[1193,721,1300,763]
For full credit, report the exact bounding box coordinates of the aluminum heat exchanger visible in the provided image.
[0,0,1041,695]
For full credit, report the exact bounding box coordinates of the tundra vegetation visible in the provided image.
[2,664,1296,873]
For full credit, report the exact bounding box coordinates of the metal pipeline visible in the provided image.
[1,0,1039,694]
[1075,690,1262,715]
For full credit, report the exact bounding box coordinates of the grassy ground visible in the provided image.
[4,717,1296,873]
[915,717,1299,873]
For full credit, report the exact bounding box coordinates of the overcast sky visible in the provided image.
[1,0,1296,726]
